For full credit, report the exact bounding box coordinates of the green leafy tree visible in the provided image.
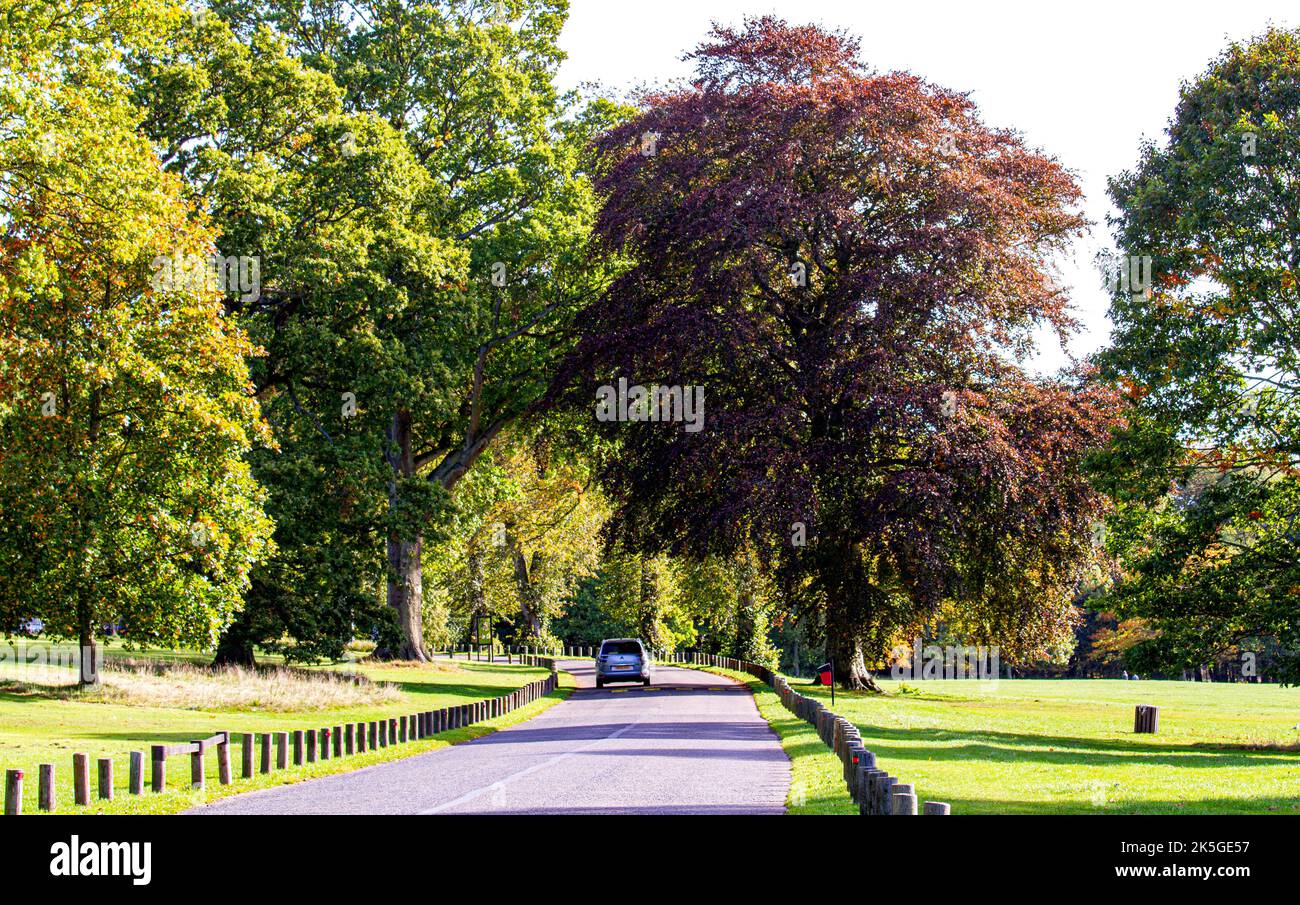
[137,1,615,660]
[130,12,445,662]
[676,553,779,667]
[422,427,607,648]
[0,1,274,682]
[587,551,693,651]
[1095,27,1300,683]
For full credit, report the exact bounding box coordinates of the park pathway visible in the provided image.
[186,661,790,815]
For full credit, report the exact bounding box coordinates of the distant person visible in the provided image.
[1122,670,1129,680]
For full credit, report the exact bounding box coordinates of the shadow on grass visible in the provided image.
[854,724,1300,769]
[944,793,1300,815]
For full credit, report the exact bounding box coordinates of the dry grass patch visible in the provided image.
[1,660,403,712]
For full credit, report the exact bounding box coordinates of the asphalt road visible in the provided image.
[187,661,790,815]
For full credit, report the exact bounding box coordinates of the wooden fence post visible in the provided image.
[306,729,317,763]
[217,734,232,784]
[191,741,206,790]
[151,745,166,793]
[39,764,55,811]
[318,728,329,761]
[891,782,917,815]
[293,730,304,766]
[275,732,288,770]
[129,752,144,795]
[924,802,952,815]
[333,725,343,757]
[874,774,895,816]
[377,720,387,748]
[260,733,272,774]
[860,769,883,816]
[4,769,21,816]
[892,791,919,815]
[345,723,355,756]
[242,733,255,779]
[73,752,90,805]
[97,757,114,800]
[1134,704,1160,734]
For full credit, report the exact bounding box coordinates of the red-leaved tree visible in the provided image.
[552,17,1122,688]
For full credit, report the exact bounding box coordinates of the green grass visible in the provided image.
[0,645,564,815]
[791,676,1300,815]
[687,664,855,815]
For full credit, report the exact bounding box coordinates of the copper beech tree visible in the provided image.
[552,18,1123,688]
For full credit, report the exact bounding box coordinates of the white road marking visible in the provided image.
[418,715,643,814]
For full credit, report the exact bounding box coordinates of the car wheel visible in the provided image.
[595,678,604,688]
[642,678,651,686]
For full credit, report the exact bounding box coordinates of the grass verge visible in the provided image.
[0,657,570,815]
[116,671,575,815]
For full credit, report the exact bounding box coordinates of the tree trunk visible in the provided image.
[382,410,427,661]
[77,601,99,687]
[212,612,257,668]
[385,532,426,660]
[468,546,486,619]
[637,556,660,645]
[826,604,881,692]
[508,534,544,640]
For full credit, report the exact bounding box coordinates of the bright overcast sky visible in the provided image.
[556,0,1295,375]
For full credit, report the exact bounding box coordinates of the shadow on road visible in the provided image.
[467,720,777,746]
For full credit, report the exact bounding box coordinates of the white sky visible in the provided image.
[556,0,1295,375]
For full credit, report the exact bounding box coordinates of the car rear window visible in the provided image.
[601,641,642,656]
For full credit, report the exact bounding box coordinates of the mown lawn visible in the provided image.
[793,677,1300,814]
[0,641,557,815]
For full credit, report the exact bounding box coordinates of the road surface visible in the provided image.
[187,661,790,815]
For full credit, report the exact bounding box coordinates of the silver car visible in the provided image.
[595,638,653,688]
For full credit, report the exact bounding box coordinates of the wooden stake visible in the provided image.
[39,764,55,811]
[73,752,90,805]
[4,769,22,816]
[129,751,144,795]
[97,757,113,800]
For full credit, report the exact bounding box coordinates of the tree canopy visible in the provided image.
[129,0,616,661]
[0,0,274,680]
[1094,26,1300,683]
[550,16,1122,687]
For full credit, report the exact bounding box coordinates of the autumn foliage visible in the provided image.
[555,17,1123,687]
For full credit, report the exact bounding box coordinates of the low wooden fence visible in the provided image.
[2,666,559,816]
[685,653,952,815]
